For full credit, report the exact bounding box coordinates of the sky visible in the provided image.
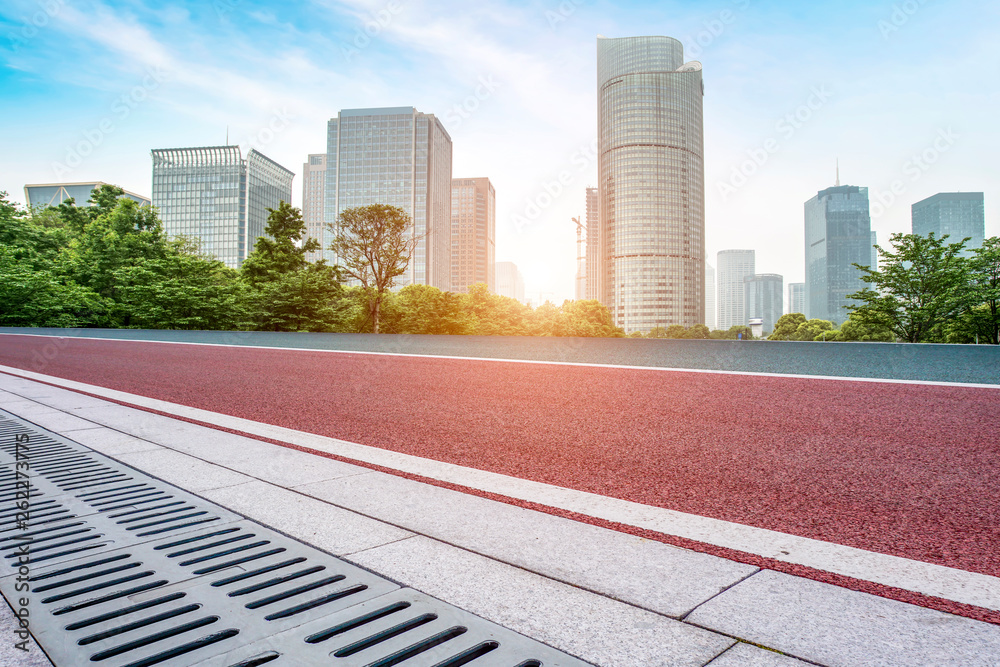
[1,0,998,305]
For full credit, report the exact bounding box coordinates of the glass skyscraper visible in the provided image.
[787,282,805,315]
[301,154,326,263]
[325,107,453,290]
[451,177,496,293]
[151,146,294,268]
[912,192,985,257]
[716,249,754,331]
[804,185,872,325]
[25,182,150,209]
[597,35,705,333]
[745,273,783,335]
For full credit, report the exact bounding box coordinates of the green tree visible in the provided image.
[826,312,894,342]
[710,325,754,340]
[795,318,834,341]
[768,313,806,340]
[330,204,416,334]
[963,237,1000,344]
[553,299,623,337]
[386,284,472,335]
[0,245,105,327]
[242,202,347,332]
[847,232,970,343]
[463,282,531,335]
[683,324,711,339]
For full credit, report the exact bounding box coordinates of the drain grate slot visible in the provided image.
[0,409,592,667]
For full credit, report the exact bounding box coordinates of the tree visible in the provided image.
[964,237,1000,344]
[462,282,531,335]
[826,312,894,342]
[552,299,623,337]
[683,324,711,339]
[769,313,806,340]
[330,204,417,334]
[242,202,347,332]
[0,245,105,327]
[796,318,834,341]
[386,284,472,335]
[847,232,970,343]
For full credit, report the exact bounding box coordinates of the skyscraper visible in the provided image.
[597,36,705,333]
[912,192,985,257]
[717,250,755,330]
[451,177,495,293]
[787,282,805,315]
[870,230,878,271]
[151,146,294,268]
[804,185,872,325]
[585,186,600,301]
[25,182,150,209]
[302,154,326,262]
[745,274,783,335]
[705,263,716,330]
[326,107,452,290]
[495,261,525,304]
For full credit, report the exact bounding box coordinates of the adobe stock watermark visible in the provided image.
[512,138,598,232]
[870,127,958,218]
[340,0,403,61]
[717,84,833,202]
[6,0,64,52]
[52,66,170,179]
[878,0,930,39]
[214,0,241,21]
[546,0,584,30]
[443,75,501,129]
[240,108,295,153]
[683,0,751,59]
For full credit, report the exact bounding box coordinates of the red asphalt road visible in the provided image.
[2,336,999,581]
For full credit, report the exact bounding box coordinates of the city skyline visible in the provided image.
[1,0,997,304]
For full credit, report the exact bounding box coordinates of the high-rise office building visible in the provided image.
[717,250,755,330]
[870,230,878,271]
[496,261,525,304]
[151,146,294,268]
[451,177,495,293]
[585,186,600,301]
[302,154,326,262]
[597,36,705,333]
[25,182,150,209]
[705,263,716,330]
[912,192,985,257]
[745,274,783,335]
[325,107,452,290]
[787,282,805,315]
[804,185,872,325]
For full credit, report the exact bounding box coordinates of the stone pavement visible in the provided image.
[2,369,999,666]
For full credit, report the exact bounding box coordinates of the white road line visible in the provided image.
[2,332,997,389]
[2,362,999,612]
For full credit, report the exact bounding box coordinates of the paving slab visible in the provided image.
[11,409,103,432]
[112,447,252,492]
[297,470,757,618]
[686,569,1000,667]
[201,478,414,556]
[706,642,815,666]
[0,598,53,667]
[61,426,165,455]
[348,534,734,667]
[0,399,61,416]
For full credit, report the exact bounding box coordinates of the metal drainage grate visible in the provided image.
[0,410,592,666]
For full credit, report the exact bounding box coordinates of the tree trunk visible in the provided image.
[372,295,380,334]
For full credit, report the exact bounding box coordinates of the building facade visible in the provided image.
[597,35,705,333]
[585,186,600,301]
[912,192,985,257]
[301,154,326,262]
[716,249,755,330]
[787,282,805,315]
[496,261,525,304]
[804,185,871,325]
[705,263,716,330]
[325,107,452,290]
[745,273,783,335]
[25,182,150,209]
[451,177,495,293]
[151,146,294,268]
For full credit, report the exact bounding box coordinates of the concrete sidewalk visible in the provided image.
[2,371,1000,666]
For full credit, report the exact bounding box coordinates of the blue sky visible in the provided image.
[2,0,997,304]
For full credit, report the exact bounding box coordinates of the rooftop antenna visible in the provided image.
[226,126,229,145]
[835,158,841,187]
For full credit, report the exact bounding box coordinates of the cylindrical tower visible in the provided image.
[597,36,705,333]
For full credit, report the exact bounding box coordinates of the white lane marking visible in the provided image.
[2,362,999,612]
[1,332,997,389]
